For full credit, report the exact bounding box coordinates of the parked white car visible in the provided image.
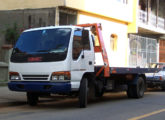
[146,63,165,90]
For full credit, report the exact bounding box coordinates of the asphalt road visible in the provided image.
[0,87,165,120]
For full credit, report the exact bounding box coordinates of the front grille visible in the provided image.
[22,75,49,80]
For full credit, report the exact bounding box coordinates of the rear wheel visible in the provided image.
[134,77,145,98]
[127,77,145,98]
[27,92,39,106]
[161,84,165,91]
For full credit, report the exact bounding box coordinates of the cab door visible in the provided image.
[71,29,94,87]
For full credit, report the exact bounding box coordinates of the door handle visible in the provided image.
[89,61,92,65]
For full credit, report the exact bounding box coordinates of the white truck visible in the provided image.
[8,23,160,108]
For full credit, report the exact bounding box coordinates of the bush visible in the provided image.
[5,23,19,45]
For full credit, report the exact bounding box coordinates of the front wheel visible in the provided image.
[79,78,88,108]
[27,92,39,106]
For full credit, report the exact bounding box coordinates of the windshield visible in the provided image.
[11,28,71,63]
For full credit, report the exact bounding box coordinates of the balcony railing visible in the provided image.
[139,10,165,30]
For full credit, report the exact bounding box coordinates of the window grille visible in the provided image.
[129,34,157,67]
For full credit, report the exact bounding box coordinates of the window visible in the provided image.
[73,30,83,60]
[82,30,90,50]
[72,30,90,60]
[59,11,77,25]
[110,34,118,52]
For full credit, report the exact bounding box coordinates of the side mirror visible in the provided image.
[81,54,84,59]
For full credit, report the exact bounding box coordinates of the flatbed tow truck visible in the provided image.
[8,23,160,108]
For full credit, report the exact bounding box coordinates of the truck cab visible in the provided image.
[8,26,95,106]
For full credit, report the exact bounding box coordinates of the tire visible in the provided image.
[79,78,88,108]
[95,80,104,97]
[127,85,134,98]
[132,77,145,98]
[161,84,165,91]
[27,92,39,106]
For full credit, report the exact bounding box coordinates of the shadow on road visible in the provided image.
[0,91,151,110]
[147,88,164,92]
[32,92,129,109]
[0,101,27,108]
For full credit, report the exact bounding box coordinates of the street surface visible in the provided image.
[0,87,165,120]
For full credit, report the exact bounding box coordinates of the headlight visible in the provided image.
[51,71,70,81]
[59,75,65,80]
[51,76,58,81]
[9,72,21,80]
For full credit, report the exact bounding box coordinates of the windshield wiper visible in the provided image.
[36,50,50,53]
[13,48,27,54]
[36,50,65,55]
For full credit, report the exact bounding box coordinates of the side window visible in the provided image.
[91,35,95,46]
[73,30,83,60]
[82,30,90,50]
[72,30,91,60]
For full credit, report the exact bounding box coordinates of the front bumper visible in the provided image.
[8,81,71,94]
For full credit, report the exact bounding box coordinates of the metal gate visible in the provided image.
[129,34,157,67]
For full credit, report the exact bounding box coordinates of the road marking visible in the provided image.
[128,109,165,120]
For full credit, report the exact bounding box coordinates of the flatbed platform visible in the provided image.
[95,66,161,74]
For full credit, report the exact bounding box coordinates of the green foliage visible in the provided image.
[5,23,19,45]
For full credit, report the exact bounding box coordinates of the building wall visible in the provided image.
[75,0,139,67]
[66,0,134,23]
[0,0,64,10]
[0,0,136,26]
[78,12,128,67]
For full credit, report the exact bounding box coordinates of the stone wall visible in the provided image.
[0,46,12,84]
[0,8,56,61]
[0,62,8,83]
